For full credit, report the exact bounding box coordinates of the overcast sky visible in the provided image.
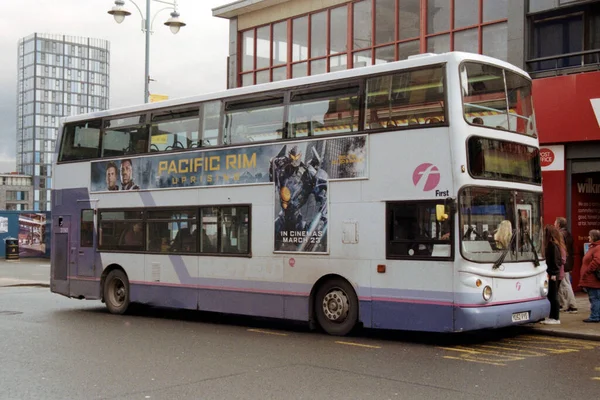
[0,0,231,173]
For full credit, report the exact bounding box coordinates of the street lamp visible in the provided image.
[107,0,187,103]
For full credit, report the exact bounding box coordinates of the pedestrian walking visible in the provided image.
[555,217,577,313]
[578,229,600,323]
[540,224,564,325]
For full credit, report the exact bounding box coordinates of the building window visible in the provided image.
[528,1,600,72]
[238,0,508,86]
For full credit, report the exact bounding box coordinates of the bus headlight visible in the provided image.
[541,279,549,296]
[482,285,493,301]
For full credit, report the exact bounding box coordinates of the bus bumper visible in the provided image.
[454,298,550,331]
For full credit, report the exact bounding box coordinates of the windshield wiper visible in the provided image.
[524,232,540,267]
[493,229,517,270]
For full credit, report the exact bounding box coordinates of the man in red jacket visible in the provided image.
[579,229,600,323]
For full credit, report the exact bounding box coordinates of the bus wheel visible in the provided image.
[315,278,358,336]
[104,269,130,315]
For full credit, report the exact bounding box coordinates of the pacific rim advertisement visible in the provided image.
[90,135,368,253]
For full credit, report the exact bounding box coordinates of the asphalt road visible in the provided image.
[1,287,599,400]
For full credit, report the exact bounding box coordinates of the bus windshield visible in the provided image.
[460,187,543,263]
[461,62,536,136]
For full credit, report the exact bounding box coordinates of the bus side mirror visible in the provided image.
[436,205,448,222]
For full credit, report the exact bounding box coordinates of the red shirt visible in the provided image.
[579,241,600,289]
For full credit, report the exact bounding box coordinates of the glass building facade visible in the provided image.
[16,33,110,211]
[214,0,509,88]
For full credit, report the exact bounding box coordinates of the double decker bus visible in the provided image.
[51,52,549,335]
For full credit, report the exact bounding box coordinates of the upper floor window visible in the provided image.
[237,0,508,87]
[528,2,600,71]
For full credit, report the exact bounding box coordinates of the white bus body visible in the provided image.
[51,52,549,334]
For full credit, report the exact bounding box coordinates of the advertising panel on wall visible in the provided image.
[0,211,51,258]
[571,172,600,288]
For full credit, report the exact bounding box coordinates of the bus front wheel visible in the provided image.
[315,278,358,336]
[104,269,130,315]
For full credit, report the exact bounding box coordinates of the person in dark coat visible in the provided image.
[555,217,577,313]
[579,229,600,323]
[540,225,564,325]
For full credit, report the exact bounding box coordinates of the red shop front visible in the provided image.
[533,71,600,288]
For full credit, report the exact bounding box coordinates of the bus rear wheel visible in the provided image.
[315,278,358,336]
[104,269,130,315]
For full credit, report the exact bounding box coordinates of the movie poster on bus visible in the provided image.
[272,142,331,253]
[90,135,368,194]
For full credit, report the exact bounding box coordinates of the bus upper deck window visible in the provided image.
[365,66,446,130]
[58,119,102,162]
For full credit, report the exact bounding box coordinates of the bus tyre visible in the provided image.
[315,278,358,336]
[104,269,130,315]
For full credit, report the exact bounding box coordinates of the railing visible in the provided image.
[526,49,600,75]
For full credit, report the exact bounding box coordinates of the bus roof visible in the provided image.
[60,52,530,125]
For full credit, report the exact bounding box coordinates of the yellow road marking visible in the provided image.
[335,341,382,349]
[438,334,600,367]
[501,339,578,354]
[439,346,525,363]
[443,356,506,366]
[520,335,600,348]
[247,329,288,336]
[592,377,600,381]
[471,344,546,357]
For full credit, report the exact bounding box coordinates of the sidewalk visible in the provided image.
[0,258,50,287]
[524,293,600,341]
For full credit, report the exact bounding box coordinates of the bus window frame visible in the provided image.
[385,200,454,262]
[58,118,103,162]
[464,135,542,186]
[363,64,449,132]
[96,204,252,257]
[150,105,202,152]
[460,61,536,137]
[101,112,151,158]
[288,83,362,138]
[57,61,454,165]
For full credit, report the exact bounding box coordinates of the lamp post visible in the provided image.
[108,0,186,103]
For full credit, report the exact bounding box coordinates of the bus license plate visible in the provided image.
[512,312,530,322]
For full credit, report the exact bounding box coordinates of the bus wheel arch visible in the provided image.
[101,264,130,315]
[310,275,359,336]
